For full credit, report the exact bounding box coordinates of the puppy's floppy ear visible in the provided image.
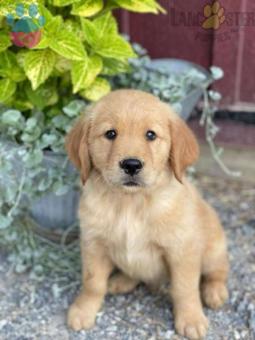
[169,116,199,183]
[65,115,91,185]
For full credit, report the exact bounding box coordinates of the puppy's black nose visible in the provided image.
[120,158,143,176]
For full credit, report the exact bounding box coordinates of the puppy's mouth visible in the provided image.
[123,181,140,187]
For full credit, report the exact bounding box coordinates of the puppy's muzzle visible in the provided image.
[119,158,143,176]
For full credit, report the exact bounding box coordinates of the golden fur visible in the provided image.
[66,90,229,339]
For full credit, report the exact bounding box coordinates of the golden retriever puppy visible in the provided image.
[66,89,229,339]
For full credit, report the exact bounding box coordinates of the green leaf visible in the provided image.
[93,11,118,36]
[0,79,16,103]
[52,115,70,131]
[32,33,50,50]
[38,177,52,191]
[82,13,135,59]
[22,149,43,167]
[71,55,102,93]
[44,16,63,37]
[64,19,84,41]
[0,31,11,53]
[25,117,37,132]
[34,16,63,49]
[40,133,58,149]
[79,77,110,101]
[54,55,72,73]
[38,4,54,23]
[82,12,118,45]
[0,51,26,82]
[113,0,166,14]
[0,215,12,229]
[72,0,103,17]
[16,49,28,68]
[21,129,41,142]
[53,0,80,6]
[24,49,56,90]
[96,35,136,59]
[208,90,222,101]
[81,18,98,47]
[1,109,23,126]
[63,100,85,117]
[102,58,131,75]
[1,96,15,108]
[49,29,87,61]
[11,83,34,111]
[25,81,58,110]
[14,98,34,112]
[210,66,224,80]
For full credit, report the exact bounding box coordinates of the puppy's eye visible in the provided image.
[146,130,157,141]
[105,129,117,140]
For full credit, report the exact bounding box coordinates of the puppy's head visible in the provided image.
[66,90,199,191]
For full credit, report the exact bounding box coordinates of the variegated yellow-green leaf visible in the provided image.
[0,78,16,103]
[82,12,117,44]
[82,14,135,59]
[65,19,84,41]
[53,0,80,7]
[79,77,110,101]
[102,58,131,75]
[0,50,26,82]
[55,55,72,73]
[49,29,87,61]
[32,33,50,50]
[0,31,11,53]
[114,0,166,14]
[71,55,102,93]
[96,35,136,59]
[24,49,57,90]
[81,18,98,47]
[44,16,63,36]
[94,11,118,35]
[31,15,62,50]
[72,0,103,17]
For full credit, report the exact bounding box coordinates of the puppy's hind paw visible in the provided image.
[202,281,228,310]
[108,273,138,295]
[67,303,96,331]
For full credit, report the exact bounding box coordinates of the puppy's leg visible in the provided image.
[201,242,229,310]
[108,273,139,294]
[166,252,208,340]
[68,241,113,331]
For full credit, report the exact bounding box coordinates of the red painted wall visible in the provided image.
[117,0,255,108]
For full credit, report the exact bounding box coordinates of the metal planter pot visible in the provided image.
[149,58,211,120]
[29,152,80,231]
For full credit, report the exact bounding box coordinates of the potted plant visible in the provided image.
[0,0,165,231]
[0,1,234,281]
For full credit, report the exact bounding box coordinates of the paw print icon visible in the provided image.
[7,3,45,48]
[202,1,226,30]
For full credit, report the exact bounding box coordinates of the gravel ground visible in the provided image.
[0,175,254,340]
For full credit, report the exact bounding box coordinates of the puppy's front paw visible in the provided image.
[175,310,209,339]
[67,303,96,331]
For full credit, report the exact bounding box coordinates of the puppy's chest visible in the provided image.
[103,206,166,282]
[82,191,168,283]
